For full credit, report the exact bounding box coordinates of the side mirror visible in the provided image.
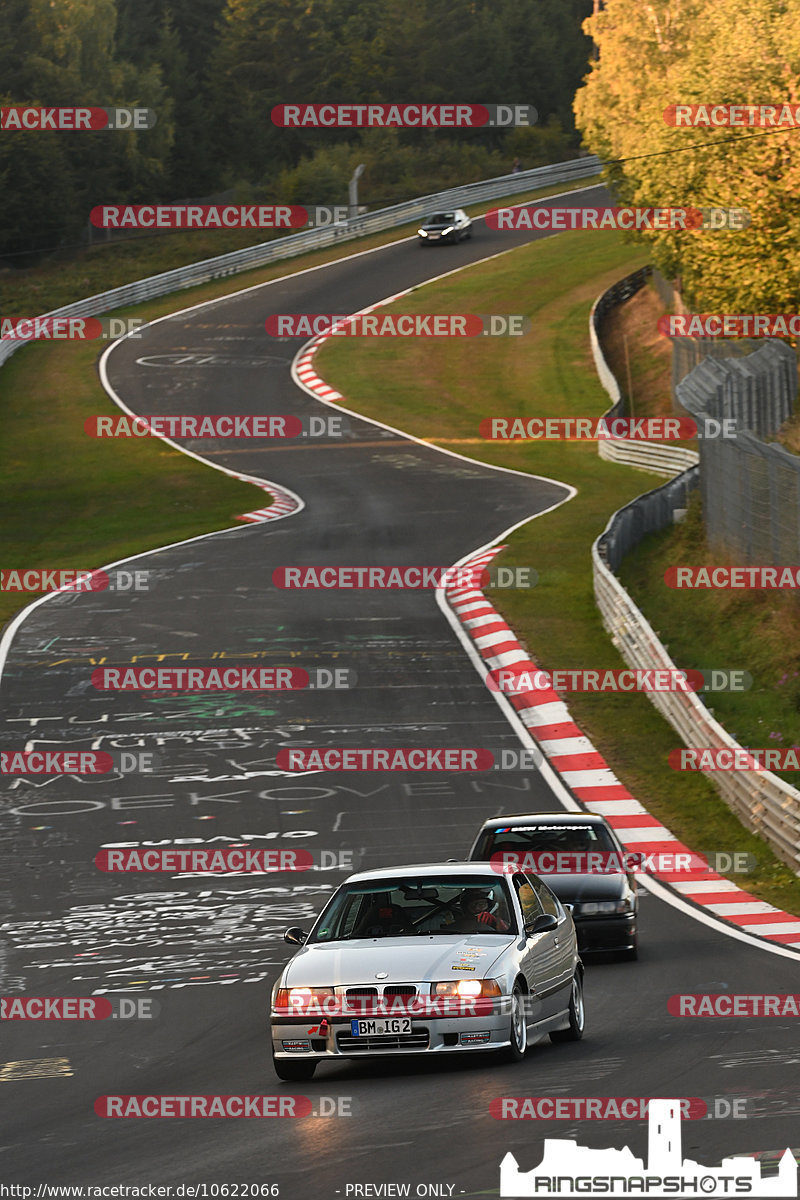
[625,852,645,870]
[527,912,558,936]
[284,927,308,946]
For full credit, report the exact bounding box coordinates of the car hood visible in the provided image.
[542,872,631,903]
[282,935,514,987]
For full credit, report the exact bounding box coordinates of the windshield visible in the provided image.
[310,875,516,942]
[427,213,455,225]
[474,823,619,868]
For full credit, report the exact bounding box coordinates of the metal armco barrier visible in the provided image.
[591,275,800,874]
[0,156,601,371]
[589,267,700,477]
[597,467,699,574]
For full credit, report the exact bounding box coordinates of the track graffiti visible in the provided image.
[2,885,335,991]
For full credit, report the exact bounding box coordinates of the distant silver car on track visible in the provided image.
[417,209,472,244]
[270,861,584,1080]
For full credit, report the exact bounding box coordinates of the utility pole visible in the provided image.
[349,164,365,220]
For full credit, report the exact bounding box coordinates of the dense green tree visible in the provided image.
[1,0,173,259]
[2,0,593,261]
[209,0,591,182]
[115,0,226,193]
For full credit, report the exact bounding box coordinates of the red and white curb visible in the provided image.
[446,545,800,952]
[292,298,405,402]
[295,345,344,403]
[236,479,301,523]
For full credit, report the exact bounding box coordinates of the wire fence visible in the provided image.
[650,269,796,407]
[671,336,786,408]
[676,343,799,562]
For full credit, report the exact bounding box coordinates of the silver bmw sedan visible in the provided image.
[270,861,585,1080]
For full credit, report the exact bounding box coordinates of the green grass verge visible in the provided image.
[0,336,266,630]
[619,493,800,777]
[315,227,800,915]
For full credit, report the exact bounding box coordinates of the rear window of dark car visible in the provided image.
[473,823,617,859]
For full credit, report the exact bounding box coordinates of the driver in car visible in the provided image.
[454,888,510,933]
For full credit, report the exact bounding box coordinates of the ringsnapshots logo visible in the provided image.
[498,1098,798,1197]
[271,103,537,128]
[1,106,156,130]
[265,314,530,337]
[271,564,537,589]
[83,414,347,438]
[485,206,750,232]
[664,103,800,128]
[0,568,149,593]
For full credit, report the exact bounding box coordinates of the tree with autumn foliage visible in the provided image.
[574,0,800,311]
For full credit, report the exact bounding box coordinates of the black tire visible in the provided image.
[550,971,585,1042]
[272,1054,317,1081]
[504,982,528,1062]
[465,226,473,239]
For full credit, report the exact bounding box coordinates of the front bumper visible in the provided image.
[271,1009,512,1060]
[574,913,636,952]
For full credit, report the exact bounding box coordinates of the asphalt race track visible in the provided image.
[2,186,799,1195]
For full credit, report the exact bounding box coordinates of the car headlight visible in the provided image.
[274,986,334,1011]
[574,897,635,915]
[441,227,454,235]
[418,229,428,236]
[432,979,502,997]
